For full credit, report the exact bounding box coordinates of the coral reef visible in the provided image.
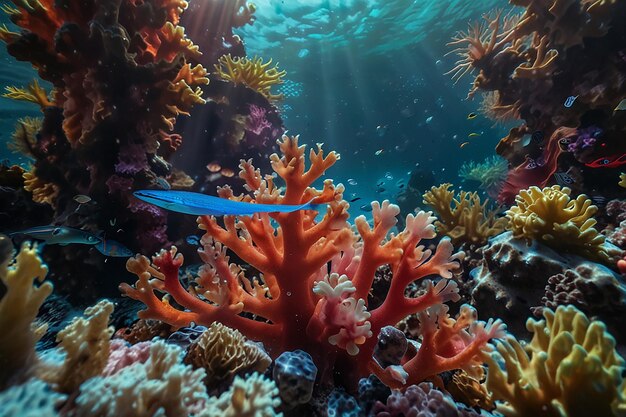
[506,185,614,262]
[0,0,209,257]
[423,183,507,246]
[447,0,626,202]
[0,378,65,417]
[273,350,318,410]
[121,135,503,389]
[484,305,626,417]
[458,156,509,199]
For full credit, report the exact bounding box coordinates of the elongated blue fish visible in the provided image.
[10,225,132,257]
[133,190,323,216]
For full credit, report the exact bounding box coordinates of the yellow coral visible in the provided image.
[3,79,53,108]
[23,170,59,205]
[184,322,271,387]
[619,173,625,188]
[9,116,42,157]
[446,370,494,410]
[0,241,52,389]
[483,305,626,417]
[423,183,507,245]
[505,185,610,262]
[0,23,19,43]
[41,300,114,393]
[214,54,286,101]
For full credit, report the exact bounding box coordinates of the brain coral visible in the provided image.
[506,185,612,262]
[184,322,271,387]
[484,305,626,417]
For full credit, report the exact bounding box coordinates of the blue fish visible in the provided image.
[10,226,132,257]
[564,95,578,108]
[95,239,134,257]
[133,190,322,216]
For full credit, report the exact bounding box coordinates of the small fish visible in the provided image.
[459,141,470,148]
[360,204,373,212]
[585,153,626,168]
[95,239,133,257]
[347,179,358,186]
[221,168,235,178]
[591,196,607,207]
[133,190,324,216]
[350,197,361,203]
[425,116,433,123]
[186,235,201,245]
[613,99,626,112]
[156,177,171,190]
[564,95,578,108]
[206,162,221,172]
[10,226,101,246]
[207,173,222,181]
[468,133,480,138]
[73,194,91,204]
[467,112,477,120]
[553,171,575,186]
[375,149,384,156]
[298,48,310,58]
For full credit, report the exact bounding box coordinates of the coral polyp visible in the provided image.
[214,54,286,101]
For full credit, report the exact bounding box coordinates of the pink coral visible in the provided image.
[103,339,152,376]
[121,135,503,388]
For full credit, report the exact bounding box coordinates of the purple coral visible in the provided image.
[245,104,281,147]
[372,382,486,417]
[115,144,148,175]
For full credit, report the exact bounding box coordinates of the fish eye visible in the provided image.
[602,159,610,164]
[52,228,62,236]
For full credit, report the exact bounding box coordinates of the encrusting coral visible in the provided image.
[214,54,286,101]
[423,183,507,246]
[483,305,626,417]
[506,185,613,262]
[121,135,505,389]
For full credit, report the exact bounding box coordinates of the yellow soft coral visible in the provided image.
[0,241,52,389]
[41,300,114,393]
[3,79,53,108]
[423,183,507,246]
[184,322,271,387]
[506,185,610,262]
[483,305,626,417]
[619,173,625,188]
[214,54,286,101]
[23,170,59,205]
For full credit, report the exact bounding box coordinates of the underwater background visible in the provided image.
[0,0,626,416]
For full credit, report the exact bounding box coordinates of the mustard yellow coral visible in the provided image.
[505,185,610,262]
[0,241,52,389]
[619,173,625,188]
[184,322,271,387]
[214,54,286,101]
[23,170,59,205]
[3,79,52,108]
[483,305,626,417]
[423,183,507,245]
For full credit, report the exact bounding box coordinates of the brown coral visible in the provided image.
[184,322,271,387]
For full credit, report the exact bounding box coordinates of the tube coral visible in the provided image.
[121,135,503,388]
[423,183,507,246]
[506,185,613,262]
[483,305,626,417]
[214,54,286,101]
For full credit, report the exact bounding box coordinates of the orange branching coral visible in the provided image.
[423,184,507,246]
[3,79,53,108]
[214,54,286,101]
[512,34,558,79]
[23,170,59,206]
[121,135,503,388]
